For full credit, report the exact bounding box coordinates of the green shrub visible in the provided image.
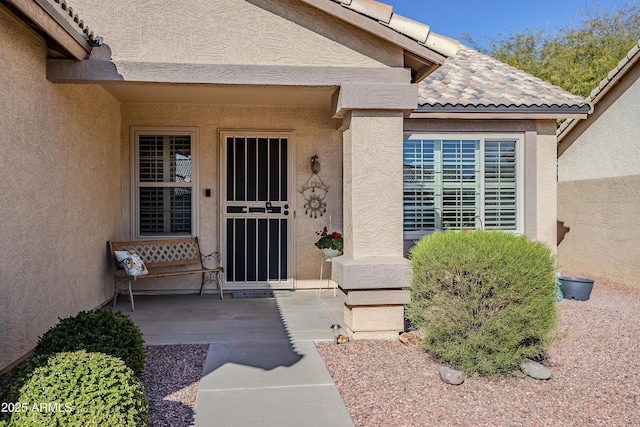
[407,231,558,376]
[1,355,50,425]
[34,309,145,376]
[5,351,147,427]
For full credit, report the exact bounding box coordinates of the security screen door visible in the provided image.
[222,134,292,289]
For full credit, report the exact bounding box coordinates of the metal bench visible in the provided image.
[108,237,223,311]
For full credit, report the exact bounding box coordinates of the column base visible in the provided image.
[343,304,405,339]
[332,256,410,339]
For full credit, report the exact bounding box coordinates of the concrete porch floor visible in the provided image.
[112,290,354,426]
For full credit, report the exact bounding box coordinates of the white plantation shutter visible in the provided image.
[403,139,436,231]
[134,131,196,237]
[403,134,519,237]
[440,139,480,230]
[484,140,517,230]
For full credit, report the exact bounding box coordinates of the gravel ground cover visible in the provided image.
[141,344,208,427]
[316,276,640,427]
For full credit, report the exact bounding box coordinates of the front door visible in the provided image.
[222,133,292,289]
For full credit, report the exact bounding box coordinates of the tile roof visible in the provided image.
[558,38,640,139]
[325,0,459,58]
[41,0,101,44]
[6,0,102,59]
[417,45,590,114]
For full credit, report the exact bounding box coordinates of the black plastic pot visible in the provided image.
[559,276,594,301]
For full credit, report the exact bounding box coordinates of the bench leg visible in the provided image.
[128,280,135,312]
[200,271,224,299]
[217,271,224,300]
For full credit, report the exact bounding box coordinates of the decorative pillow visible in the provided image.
[114,250,148,277]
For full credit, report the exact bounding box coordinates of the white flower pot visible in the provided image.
[322,248,341,259]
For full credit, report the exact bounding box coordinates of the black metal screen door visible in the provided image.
[223,135,291,288]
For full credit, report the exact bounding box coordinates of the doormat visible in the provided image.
[231,290,292,298]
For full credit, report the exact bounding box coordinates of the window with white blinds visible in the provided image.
[132,128,198,238]
[403,134,521,235]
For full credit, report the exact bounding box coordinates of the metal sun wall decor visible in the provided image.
[299,155,329,218]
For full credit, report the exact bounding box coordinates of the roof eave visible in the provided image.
[411,105,590,120]
[299,0,451,82]
[5,0,94,60]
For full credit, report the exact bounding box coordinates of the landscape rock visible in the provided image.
[399,331,424,346]
[336,334,350,344]
[520,359,552,380]
[438,367,465,385]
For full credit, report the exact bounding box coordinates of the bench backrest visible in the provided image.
[110,237,203,269]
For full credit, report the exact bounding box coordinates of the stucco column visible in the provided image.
[524,122,558,251]
[332,109,411,339]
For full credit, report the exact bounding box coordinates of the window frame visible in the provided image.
[130,126,199,239]
[403,132,525,243]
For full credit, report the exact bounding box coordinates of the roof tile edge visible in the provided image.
[330,0,458,58]
[49,0,101,44]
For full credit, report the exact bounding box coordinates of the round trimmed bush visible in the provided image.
[35,309,145,376]
[407,231,558,376]
[7,351,147,427]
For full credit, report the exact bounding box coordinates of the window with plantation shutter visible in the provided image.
[132,128,198,238]
[403,133,522,243]
[484,140,517,230]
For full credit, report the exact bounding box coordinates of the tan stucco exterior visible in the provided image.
[558,175,640,284]
[118,102,344,292]
[71,0,403,68]
[1,0,578,370]
[0,7,122,369]
[558,54,640,286]
[56,0,423,342]
[558,65,640,181]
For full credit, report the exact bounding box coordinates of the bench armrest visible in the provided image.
[201,251,222,270]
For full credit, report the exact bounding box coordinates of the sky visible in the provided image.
[382,0,632,48]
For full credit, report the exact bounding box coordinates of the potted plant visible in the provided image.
[315,227,343,259]
[558,276,595,301]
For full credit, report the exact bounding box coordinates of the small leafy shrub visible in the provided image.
[34,309,145,376]
[407,231,558,376]
[0,356,52,424]
[5,351,147,427]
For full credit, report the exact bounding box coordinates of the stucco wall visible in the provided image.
[557,61,640,286]
[558,66,640,181]
[119,102,343,291]
[531,121,559,250]
[71,0,402,68]
[558,175,640,287]
[0,8,122,370]
[343,111,405,258]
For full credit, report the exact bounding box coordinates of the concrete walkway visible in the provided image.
[118,291,354,427]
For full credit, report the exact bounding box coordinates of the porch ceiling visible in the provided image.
[102,83,335,109]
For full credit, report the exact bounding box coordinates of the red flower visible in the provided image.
[331,232,341,238]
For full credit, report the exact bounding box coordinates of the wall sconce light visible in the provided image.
[311,155,321,174]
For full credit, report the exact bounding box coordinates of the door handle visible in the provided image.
[227,206,247,214]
